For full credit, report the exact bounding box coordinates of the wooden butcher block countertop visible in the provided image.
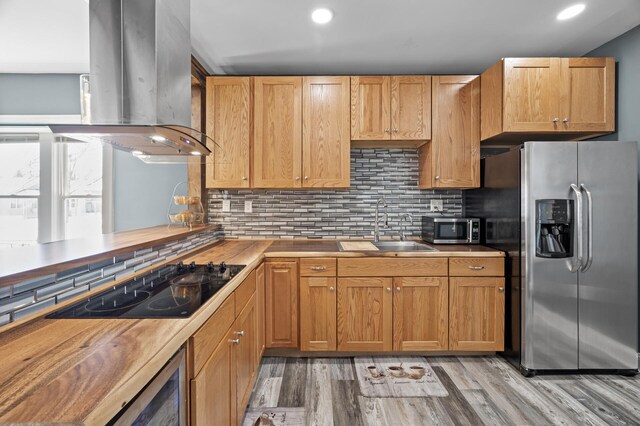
[0,239,502,424]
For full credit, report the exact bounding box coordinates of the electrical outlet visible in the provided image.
[244,200,253,213]
[430,199,444,212]
[222,200,231,212]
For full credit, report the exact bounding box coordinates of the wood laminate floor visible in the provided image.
[243,356,640,426]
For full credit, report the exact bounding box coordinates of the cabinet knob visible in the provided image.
[304,176,309,180]
[468,265,485,270]
[229,338,240,345]
[553,117,560,123]
[234,330,245,336]
[498,287,505,293]
[435,176,440,180]
[386,287,391,293]
[385,128,391,133]
[295,176,300,180]
[241,176,247,181]
[396,287,401,292]
[393,128,399,133]
[563,118,570,123]
[329,286,335,292]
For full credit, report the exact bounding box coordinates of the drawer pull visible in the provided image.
[234,330,245,336]
[468,265,485,271]
[310,266,327,271]
[230,339,240,345]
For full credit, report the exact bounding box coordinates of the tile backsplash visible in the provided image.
[208,148,463,239]
[0,227,224,327]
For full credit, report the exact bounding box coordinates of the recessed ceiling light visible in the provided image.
[190,150,201,156]
[557,3,585,20]
[311,8,333,24]
[151,135,166,142]
[131,150,143,156]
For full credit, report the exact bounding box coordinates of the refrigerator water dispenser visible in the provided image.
[535,199,573,258]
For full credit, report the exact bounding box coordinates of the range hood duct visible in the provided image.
[49,0,214,160]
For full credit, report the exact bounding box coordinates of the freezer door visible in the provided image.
[522,142,579,370]
[578,141,638,370]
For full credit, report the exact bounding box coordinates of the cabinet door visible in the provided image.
[423,75,480,189]
[235,293,257,422]
[350,76,391,140]
[191,327,237,426]
[265,261,299,348]
[337,278,392,351]
[561,57,615,132]
[253,77,302,188]
[302,76,350,188]
[300,277,337,351]
[205,77,251,188]
[449,277,505,351]
[256,263,265,358]
[503,58,562,132]
[393,277,448,351]
[391,76,431,140]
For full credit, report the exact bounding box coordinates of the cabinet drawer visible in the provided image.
[235,269,256,313]
[338,258,447,277]
[300,258,337,276]
[449,257,504,276]
[190,294,235,377]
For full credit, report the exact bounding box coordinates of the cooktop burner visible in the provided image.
[47,262,245,319]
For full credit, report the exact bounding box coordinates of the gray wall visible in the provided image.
[209,149,463,239]
[0,73,187,232]
[586,24,640,346]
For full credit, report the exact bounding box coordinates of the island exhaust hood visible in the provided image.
[49,0,216,163]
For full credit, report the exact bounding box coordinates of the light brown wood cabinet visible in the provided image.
[265,261,298,348]
[419,75,480,189]
[300,276,337,351]
[253,77,303,188]
[190,272,260,426]
[256,263,265,358]
[481,57,615,143]
[337,277,393,351]
[302,76,351,188]
[351,75,431,143]
[205,76,252,188]
[393,277,448,351]
[449,277,505,351]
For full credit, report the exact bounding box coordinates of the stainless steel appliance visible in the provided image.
[421,217,480,244]
[465,141,638,376]
[47,262,245,319]
[110,347,187,426]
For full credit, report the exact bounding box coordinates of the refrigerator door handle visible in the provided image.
[580,183,593,272]
[569,184,583,273]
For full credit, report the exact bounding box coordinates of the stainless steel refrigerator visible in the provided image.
[465,141,638,376]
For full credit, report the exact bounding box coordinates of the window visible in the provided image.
[0,126,111,248]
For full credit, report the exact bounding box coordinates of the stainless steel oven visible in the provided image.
[421,217,480,244]
[110,348,187,426]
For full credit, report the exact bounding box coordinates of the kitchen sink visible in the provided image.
[372,241,438,252]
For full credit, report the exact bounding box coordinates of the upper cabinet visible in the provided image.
[253,77,303,188]
[419,75,480,189]
[302,76,351,188]
[481,57,615,143]
[205,77,252,188]
[351,75,431,144]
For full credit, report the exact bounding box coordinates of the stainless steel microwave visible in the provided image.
[421,217,480,244]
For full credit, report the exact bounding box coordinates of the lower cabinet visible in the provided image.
[449,277,505,351]
[337,277,393,351]
[393,277,448,351]
[234,294,257,422]
[265,261,298,348]
[300,276,337,351]
[256,263,265,358]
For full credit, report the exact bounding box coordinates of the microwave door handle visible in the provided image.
[569,184,583,273]
[580,183,593,272]
[467,221,472,243]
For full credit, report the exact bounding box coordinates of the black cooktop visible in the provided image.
[47,262,245,319]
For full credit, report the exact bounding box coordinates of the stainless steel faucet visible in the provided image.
[374,198,388,242]
[400,213,413,241]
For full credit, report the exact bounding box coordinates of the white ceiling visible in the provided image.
[191,0,640,75]
[0,0,89,73]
